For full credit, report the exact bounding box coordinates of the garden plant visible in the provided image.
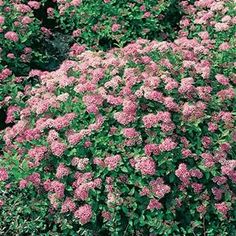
[0,0,235,235]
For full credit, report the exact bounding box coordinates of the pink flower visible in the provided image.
[74,185,89,200]
[197,205,206,214]
[70,43,85,56]
[214,23,229,31]
[27,173,41,186]
[144,144,160,156]
[74,204,92,224]
[201,136,211,148]
[47,130,59,143]
[219,42,230,51]
[4,31,19,42]
[56,164,70,179]
[201,153,214,167]
[7,53,15,59]
[61,198,76,213]
[159,138,177,152]
[28,1,41,10]
[215,202,229,216]
[150,178,171,198]
[143,12,151,18]
[0,168,8,181]
[190,169,203,179]
[111,24,120,32]
[72,29,81,37]
[147,199,163,210]
[71,157,89,170]
[104,155,121,170]
[175,163,190,185]
[142,113,158,128]
[47,7,54,17]
[114,112,135,125]
[0,16,4,24]
[102,211,112,220]
[212,187,223,201]
[208,122,218,132]
[122,128,139,138]
[50,180,65,198]
[51,141,66,157]
[19,179,28,189]
[71,0,82,6]
[22,16,33,25]
[215,74,229,85]
[135,157,156,175]
[191,183,203,193]
[15,4,32,13]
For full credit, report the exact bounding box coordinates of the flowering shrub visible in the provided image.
[0,0,43,75]
[0,0,236,235]
[50,0,182,49]
[0,1,44,110]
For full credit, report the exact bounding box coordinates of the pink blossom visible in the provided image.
[197,205,206,214]
[201,153,214,167]
[50,180,65,198]
[190,169,203,179]
[142,113,158,128]
[159,138,177,152]
[15,4,32,13]
[150,178,171,198]
[135,157,156,175]
[0,168,8,181]
[102,211,112,220]
[219,42,230,51]
[70,43,85,56]
[0,16,4,24]
[175,163,190,185]
[144,144,160,156]
[215,74,229,85]
[208,122,218,132]
[51,141,66,157]
[27,173,41,186]
[212,187,223,201]
[28,1,41,9]
[143,12,151,18]
[122,128,139,138]
[215,202,229,216]
[19,179,28,189]
[214,23,229,31]
[111,24,120,32]
[71,157,89,170]
[4,31,19,42]
[61,198,76,213]
[217,88,235,101]
[147,199,163,210]
[74,204,92,224]
[114,112,135,125]
[212,176,227,185]
[104,155,121,170]
[72,29,82,37]
[70,0,82,6]
[201,136,212,148]
[191,183,203,193]
[56,163,70,179]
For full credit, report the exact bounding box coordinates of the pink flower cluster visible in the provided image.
[74,204,92,224]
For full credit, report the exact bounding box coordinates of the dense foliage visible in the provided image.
[50,0,182,49]
[0,0,235,235]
